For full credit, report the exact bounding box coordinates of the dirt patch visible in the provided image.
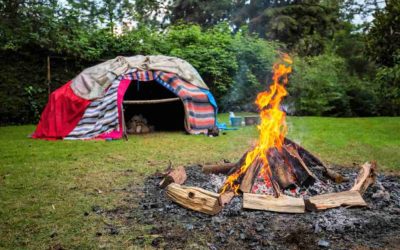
[103,165,400,249]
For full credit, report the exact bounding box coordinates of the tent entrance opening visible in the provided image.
[123,80,185,132]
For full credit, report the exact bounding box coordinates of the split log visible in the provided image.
[202,162,236,174]
[159,166,187,188]
[202,151,250,175]
[219,191,235,207]
[325,167,349,183]
[165,183,222,215]
[305,190,367,211]
[243,193,305,213]
[284,138,346,183]
[351,161,377,194]
[268,148,297,190]
[282,144,316,186]
[239,158,262,193]
[284,138,324,167]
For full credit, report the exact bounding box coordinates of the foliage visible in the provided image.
[366,0,400,67]
[374,62,400,116]
[168,0,234,27]
[289,53,379,116]
[0,0,398,124]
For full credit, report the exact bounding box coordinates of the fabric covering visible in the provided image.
[64,70,216,140]
[32,81,91,139]
[71,55,208,100]
[32,55,218,140]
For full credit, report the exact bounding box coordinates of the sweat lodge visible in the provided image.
[32,55,218,140]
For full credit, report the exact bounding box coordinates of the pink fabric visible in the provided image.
[96,79,131,139]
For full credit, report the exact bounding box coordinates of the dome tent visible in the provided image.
[32,55,218,140]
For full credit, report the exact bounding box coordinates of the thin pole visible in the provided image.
[47,56,51,96]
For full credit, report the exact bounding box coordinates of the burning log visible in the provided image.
[284,138,347,183]
[305,190,367,211]
[351,161,377,194]
[239,158,262,193]
[166,183,222,215]
[243,193,305,213]
[159,166,187,188]
[268,148,297,190]
[282,144,316,186]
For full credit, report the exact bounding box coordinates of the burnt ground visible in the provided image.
[102,166,400,250]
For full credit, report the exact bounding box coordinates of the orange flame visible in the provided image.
[221,54,293,194]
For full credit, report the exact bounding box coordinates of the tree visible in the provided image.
[167,0,234,27]
[231,1,340,56]
[366,0,400,67]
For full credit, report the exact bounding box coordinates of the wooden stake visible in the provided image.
[243,193,305,213]
[306,190,367,211]
[166,183,222,215]
[47,56,51,96]
[351,161,377,194]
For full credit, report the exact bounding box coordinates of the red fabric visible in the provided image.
[32,81,91,140]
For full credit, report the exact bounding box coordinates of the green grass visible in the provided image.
[0,114,399,248]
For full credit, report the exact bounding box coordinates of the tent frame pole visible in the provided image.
[121,103,128,141]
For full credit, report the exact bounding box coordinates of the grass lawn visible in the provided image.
[0,114,399,248]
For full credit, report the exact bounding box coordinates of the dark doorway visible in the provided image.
[123,80,185,131]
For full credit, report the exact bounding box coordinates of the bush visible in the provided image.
[374,62,400,116]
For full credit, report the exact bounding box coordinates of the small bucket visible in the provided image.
[230,117,243,127]
[244,116,260,126]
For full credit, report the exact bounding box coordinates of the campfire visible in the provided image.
[159,54,377,215]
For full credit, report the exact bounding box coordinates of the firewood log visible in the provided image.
[325,167,349,183]
[284,138,346,183]
[159,166,187,188]
[267,148,297,190]
[284,138,324,167]
[165,183,222,215]
[282,145,314,186]
[202,151,250,175]
[305,190,367,211]
[351,161,377,194]
[202,162,237,174]
[239,158,262,193]
[243,193,305,213]
[218,191,235,207]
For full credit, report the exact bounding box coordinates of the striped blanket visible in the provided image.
[65,70,216,139]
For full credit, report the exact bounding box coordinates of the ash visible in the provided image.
[108,166,400,249]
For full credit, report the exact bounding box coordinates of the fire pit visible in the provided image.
[159,54,377,215]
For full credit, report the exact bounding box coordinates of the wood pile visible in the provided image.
[126,114,154,134]
[159,139,377,215]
